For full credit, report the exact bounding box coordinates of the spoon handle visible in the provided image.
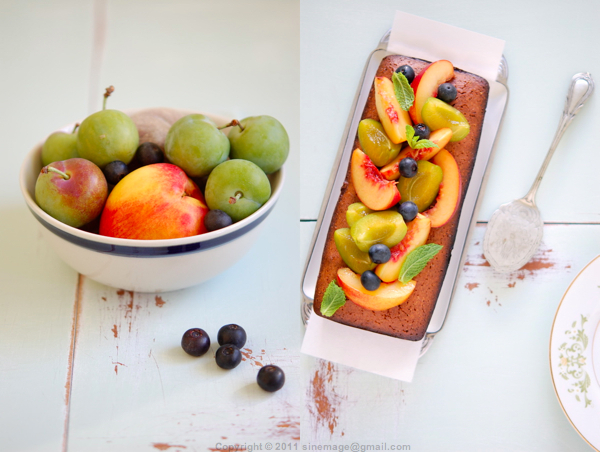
[524,73,594,204]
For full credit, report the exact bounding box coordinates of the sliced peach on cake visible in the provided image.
[351,148,400,211]
[409,60,454,124]
[423,149,461,227]
[375,214,431,282]
[374,77,412,144]
[380,128,453,180]
[337,267,416,311]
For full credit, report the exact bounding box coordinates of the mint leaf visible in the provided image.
[413,139,439,150]
[393,72,414,111]
[320,280,346,317]
[399,244,443,283]
[405,125,415,147]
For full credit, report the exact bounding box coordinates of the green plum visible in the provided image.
[35,158,108,228]
[164,114,229,178]
[41,129,79,166]
[77,109,139,168]
[228,115,289,174]
[204,160,271,222]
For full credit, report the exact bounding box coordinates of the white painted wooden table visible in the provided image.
[0,1,300,451]
[300,0,600,450]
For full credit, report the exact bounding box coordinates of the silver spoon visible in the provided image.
[483,73,594,273]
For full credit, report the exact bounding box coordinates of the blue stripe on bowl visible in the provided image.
[29,204,275,258]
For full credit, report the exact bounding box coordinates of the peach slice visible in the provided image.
[337,267,416,311]
[351,149,401,211]
[374,77,412,144]
[375,214,431,282]
[409,60,454,124]
[380,128,453,181]
[423,149,461,227]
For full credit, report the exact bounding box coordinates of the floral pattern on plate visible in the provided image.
[550,254,600,452]
[557,314,592,407]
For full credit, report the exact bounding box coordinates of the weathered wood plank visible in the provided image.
[301,223,596,450]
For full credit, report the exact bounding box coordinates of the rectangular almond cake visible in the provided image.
[313,55,490,341]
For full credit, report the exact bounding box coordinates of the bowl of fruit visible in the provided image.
[20,88,288,292]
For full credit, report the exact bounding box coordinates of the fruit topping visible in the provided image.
[399,157,418,178]
[413,123,431,140]
[357,119,401,167]
[204,159,271,223]
[395,65,415,84]
[422,149,461,227]
[375,214,431,282]
[103,160,129,185]
[217,324,247,349]
[409,60,454,124]
[346,202,374,228]
[368,244,391,264]
[181,328,211,357]
[204,209,233,231]
[380,127,452,180]
[334,228,376,275]
[398,201,419,222]
[421,97,470,142]
[215,344,242,370]
[257,365,285,392]
[135,142,164,166]
[227,116,289,174]
[164,114,230,177]
[350,210,407,252]
[374,77,412,144]
[397,160,443,212]
[360,270,381,291]
[337,267,416,311]
[437,83,457,103]
[350,149,400,211]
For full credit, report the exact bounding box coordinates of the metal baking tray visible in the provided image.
[301,30,509,355]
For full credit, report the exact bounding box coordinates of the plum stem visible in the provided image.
[218,119,244,132]
[46,166,70,180]
[102,86,115,110]
[72,123,80,134]
[229,191,243,204]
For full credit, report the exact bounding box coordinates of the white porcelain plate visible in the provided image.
[550,255,600,451]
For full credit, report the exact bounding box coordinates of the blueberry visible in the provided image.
[437,83,457,103]
[361,270,381,291]
[399,157,418,178]
[181,328,211,357]
[369,244,391,264]
[395,65,415,84]
[204,209,233,231]
[398,201,419,222]
[217,324,247,349]
[257,365,285,392]
[413,123,430,140]
[136,142,164,166]
[103,160,129,185]
[215,344,242,370]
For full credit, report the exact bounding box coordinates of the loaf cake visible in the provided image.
[313,55,490,341]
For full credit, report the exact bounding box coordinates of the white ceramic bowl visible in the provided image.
[20,110,284,293]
